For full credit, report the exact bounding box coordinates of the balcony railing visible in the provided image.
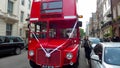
[0,10,6,18]
[5,13,19,23]
[0,10,18,23]
[101,21,112,28]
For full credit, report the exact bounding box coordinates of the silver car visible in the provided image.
[91,42,120,68]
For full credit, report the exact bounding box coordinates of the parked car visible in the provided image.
[0,36,25,55]
[89,37,100,44]
[81,37,100,48]
[89,37,100,48]
[91,42,120,68]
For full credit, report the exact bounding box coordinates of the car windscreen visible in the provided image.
[89,38,100,44]
[0,36,5,43]
[104,47,120,65]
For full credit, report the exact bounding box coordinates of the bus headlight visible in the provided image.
[29,50,34,56]
[66,53,73,60]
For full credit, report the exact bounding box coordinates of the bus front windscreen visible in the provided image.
[29,22,47,39]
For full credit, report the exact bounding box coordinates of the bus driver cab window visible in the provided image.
[29,22,47,39]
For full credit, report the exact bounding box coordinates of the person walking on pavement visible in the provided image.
[82,36,92,68]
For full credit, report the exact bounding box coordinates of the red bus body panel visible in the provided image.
[28,0,80,68]
[30,0,77,22]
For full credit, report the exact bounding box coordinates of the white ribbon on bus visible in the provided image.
[30,21,78,58]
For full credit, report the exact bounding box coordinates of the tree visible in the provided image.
[80,28,85,39]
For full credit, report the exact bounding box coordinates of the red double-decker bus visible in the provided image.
[27,0,82,68]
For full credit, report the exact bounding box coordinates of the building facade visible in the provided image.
[86,23,90,36]
[18,0,32,39]
[96,0,104,38]
[112,0,120,37]
[0,0,19,36]
[93,0,120,38]
[0,0,32,39]
[88,13,98,37]
[101,0,113,38]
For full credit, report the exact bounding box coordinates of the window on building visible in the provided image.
[21,0,25,5]
[26,30,28,38]
[20,11,24,22]
[117,3,120,16]
[41,0,63,13]
[27,14,30,23]
[108,0,111,7]
[105,2,107,10]
[7,0,14,14]
[27,14,30,18]
[20,29,22,36]
[107,0,110,8]
[6,24,12,36]
[28,0,31,9]
[113,7,117,19]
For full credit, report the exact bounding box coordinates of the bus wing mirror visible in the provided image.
[77,21,82,27]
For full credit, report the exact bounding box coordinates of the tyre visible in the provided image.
[15,48,21,55]
[29,60,41,68]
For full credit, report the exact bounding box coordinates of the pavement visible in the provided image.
[79,47,89,68]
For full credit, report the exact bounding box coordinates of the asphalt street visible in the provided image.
[0,47,89,68]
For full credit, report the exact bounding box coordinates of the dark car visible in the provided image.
[0,36,25,55]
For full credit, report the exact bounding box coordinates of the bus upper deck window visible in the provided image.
[41,0,62,13]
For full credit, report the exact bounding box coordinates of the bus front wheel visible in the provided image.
[29,60,41,68]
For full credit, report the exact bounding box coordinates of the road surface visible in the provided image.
[0,47,89,68]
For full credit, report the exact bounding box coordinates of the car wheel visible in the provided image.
[29,60,41,68]
[15,48,21,55]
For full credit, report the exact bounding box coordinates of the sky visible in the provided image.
[77,0,97,30]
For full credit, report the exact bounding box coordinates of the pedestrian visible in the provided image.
[107,37,112,42]
[112,36,120,42]
[94,44,103,60]
[82,36,92,68]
